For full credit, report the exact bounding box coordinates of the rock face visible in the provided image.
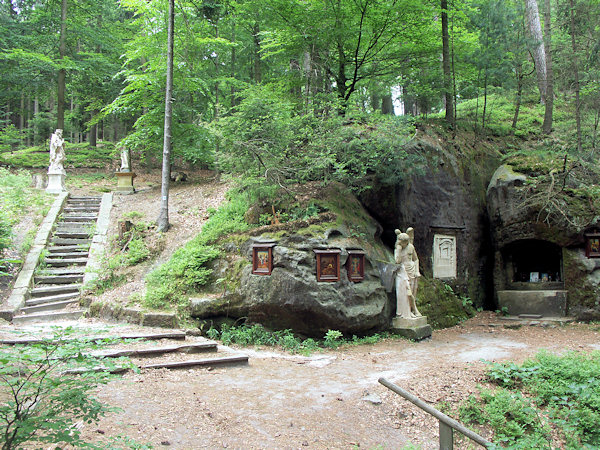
[486,162,600,318]
[359,135,500,308]
[191,185,394,337]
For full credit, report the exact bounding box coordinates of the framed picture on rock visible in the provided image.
[252,243,276,275]
[314,249,341,282]
[586,233,600,258]
[346,250,365,282]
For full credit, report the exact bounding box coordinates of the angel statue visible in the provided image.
[394,227,422,319]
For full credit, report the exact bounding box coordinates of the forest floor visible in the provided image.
[3,169,600,448]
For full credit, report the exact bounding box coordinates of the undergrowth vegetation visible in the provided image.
[205,323,389,355]
[459,351,600,448]
[0,142,116,168]
[0,168,51,275]
[0,327,136,449]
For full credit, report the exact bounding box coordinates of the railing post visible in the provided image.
[440,421,454,450]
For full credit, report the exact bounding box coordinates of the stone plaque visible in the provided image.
[433,234,456,279]
[314,249,341,282]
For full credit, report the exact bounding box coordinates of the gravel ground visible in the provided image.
[2,312,592,449]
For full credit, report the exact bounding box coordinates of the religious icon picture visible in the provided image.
[252,243,276,275]
[586,233,600,258]
[314,249,341,282]
[346,250,365,282]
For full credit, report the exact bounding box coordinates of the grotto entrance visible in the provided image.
[495,239,567,316]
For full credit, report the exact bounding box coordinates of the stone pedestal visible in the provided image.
[46,171,66,194]
[115,171,135,194]
[391,315,432,340]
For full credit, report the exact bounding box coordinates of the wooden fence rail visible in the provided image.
[378,377,492,450]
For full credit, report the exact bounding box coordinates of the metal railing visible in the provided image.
[378,378,492,450]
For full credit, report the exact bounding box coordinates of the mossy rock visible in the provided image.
[416,277,476,329]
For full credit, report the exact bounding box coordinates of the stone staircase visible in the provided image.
[12,196,102,324]
[1,329,249,372]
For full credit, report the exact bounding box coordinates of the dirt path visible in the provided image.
[70,313,598,449]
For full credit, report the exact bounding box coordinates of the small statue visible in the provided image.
[394,227,422,319]
[49,129,65,173]
[120,146,131,172]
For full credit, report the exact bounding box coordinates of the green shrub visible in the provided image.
[206,324,387,355]
[144,244,220,309]
[460,351,600,448]
[126,238,150,265]
[0,328,131,449]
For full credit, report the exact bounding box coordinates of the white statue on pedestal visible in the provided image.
[120,146,131,172]
[48,129,65,173]
[394,227,422,319]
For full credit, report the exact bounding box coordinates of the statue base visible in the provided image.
[46,172,66,194]
[115,171,135,194]
[391,315,432,341]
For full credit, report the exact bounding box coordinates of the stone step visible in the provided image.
[38,267,85,275]
[60,216,97,223]
[47,245,89,253]
[31,284,82,297]
[44,252,88,259]
[51,238,91,246]
[20,298,80,314]
[57,223,93,230]
[44,257,88,267]
[69,196,102,201]
[35,274,84,284]
[63,207,100,213]
[26,291,80,306]
[12,310,86,324]
[95,342,218,358]
[0,331,187,346]
[140,355,249,370]
[54,231,91,239]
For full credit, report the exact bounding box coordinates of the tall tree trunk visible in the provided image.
[568,0,582,151]
[230,17,237,107]
[442,0,454,126]
[381,94,394,115]
[33,97,39,144]
[524,0,547,104]
[19,91,25,145]
[512,63,524,132]
[542,0,553,133]
[157,0,174,232]
[89,111,97,147]
[57,0,67,130]
[252,23,262,83]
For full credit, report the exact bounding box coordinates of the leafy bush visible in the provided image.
[144,244,220,309]
[0,328,131,449]
[206,324,387,355]
[460,351,600,448]
[0,142,115,168]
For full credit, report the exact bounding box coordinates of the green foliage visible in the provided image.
[214,86,422,190]
[460,351,600,448]
[144,244,220,309]
[206,324,387,355]
[0,142,116,168]
[0,168,51,272]
[416,278,477,329]
[0,328,130,450]
[126,238,150,265]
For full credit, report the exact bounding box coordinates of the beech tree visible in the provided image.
[157,0,175,232]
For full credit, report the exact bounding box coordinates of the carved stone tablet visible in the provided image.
[433,234,456,279]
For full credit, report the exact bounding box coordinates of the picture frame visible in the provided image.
[346,250,365,282]
[252,243,276,275]
[586,233,600,258]
[314,249,341,282]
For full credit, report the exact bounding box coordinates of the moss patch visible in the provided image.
[417,277,476,329]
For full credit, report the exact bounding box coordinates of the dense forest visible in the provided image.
[0,0,599,182]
